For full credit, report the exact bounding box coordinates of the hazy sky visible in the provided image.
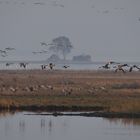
[0,0,140,62]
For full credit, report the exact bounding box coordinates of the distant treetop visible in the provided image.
[49,36,73,60]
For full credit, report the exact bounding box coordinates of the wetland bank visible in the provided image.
[0,70,140,117]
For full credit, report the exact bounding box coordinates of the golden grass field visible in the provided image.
[0,69,140,113]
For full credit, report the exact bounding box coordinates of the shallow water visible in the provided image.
[0,112,140,140]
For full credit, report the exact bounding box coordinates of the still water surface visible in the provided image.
[0,112,140,140]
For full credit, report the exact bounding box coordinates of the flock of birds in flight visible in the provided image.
[0,41,51,57]
[0,1,140,72]
[99,61,140,73]
[0,47,15,57]
[2,60,140,73]
[0,47,140,73]
[0,0,140,20]
[32,42,55,54]
[0,0,65,8]
[0,42,140,73]
[5,62,69,70]
[0,42,70,70]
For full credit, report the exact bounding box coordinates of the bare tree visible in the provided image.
[49,36,73,60]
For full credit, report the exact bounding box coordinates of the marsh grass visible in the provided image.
[0,70,140,113]
[111,82,140,89]
[0,95,140,113]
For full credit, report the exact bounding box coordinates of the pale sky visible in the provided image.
[0,0,140,62]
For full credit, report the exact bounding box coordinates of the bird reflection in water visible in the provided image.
[48,119,52,134]
[19,120,25,133]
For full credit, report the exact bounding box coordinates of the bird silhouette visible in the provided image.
[5,47,15,51]
[129,65,140,72]
[115,64,129,73]
[40,42,48,46]
[49,63,55,70]
[6,62,14,67]
[63,65,70,69]
[0,50,7,57]
[19,62,28,69]
[0,50,7,54]
[41,64,48,70]
[32,50,47,54]
[41,50,47,53]
[51,1,64,8]
[34,2,45,5]
[99,61,119,69]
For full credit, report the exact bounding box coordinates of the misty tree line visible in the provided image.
[49,36,73,61]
